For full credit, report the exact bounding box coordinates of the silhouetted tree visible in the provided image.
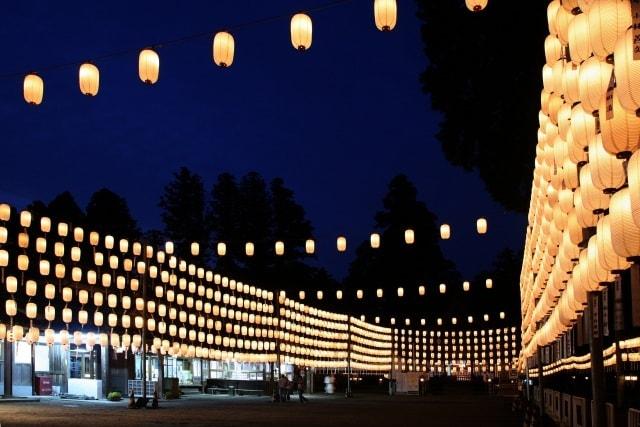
[416,0,546,212]
[345,175,460,318]
[86,188,140,238]
[47,191,85,225]
[159,167,209,262]
[208,173,241,274]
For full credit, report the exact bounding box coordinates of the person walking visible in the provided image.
[278,375,288,402]
[297,375,308,403]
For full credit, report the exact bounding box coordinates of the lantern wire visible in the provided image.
[0,0,357,80]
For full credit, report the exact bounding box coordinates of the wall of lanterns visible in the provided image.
[520,0,640,370]
[0,203,394,372]
[393,326,519,375]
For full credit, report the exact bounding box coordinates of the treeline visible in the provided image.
[23,169,520,320]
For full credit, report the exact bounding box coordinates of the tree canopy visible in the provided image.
[416,0,546,212]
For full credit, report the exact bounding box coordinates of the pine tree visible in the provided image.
[86,188,140,238]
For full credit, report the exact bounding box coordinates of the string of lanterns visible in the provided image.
[18,0,488,105]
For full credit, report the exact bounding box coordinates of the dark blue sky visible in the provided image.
[0,0,525,281]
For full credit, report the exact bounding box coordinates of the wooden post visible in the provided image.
[4,339,12,396]
[588,291,606,427]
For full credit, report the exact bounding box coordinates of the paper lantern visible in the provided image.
[589,0,632,60]
[548,1,561,35]
[290,13,312,51]
[212,31,235,67]
[0,204,10,221]
[562,62,581,104]
[336,290,343,300]
[483,314,489,321]
[275,241,284,256]
[337,236,347,252]
[23,73,44,105]
[439,283,446,294]
[79,62,99,96]
[5,299,17,317]
[397,287,404,297]
[304,239,315,254]
[588,134,626,192]
[298,290,305,300]
[599,92,640,158]
[628,151,640,228]
[609,188,640,258]
[370,233,381,248]
[316,290,323,300]
[555,6,573,45]
[374,0,397,31]
[217,242,227,256]
[191,242,200,256]
[357,289,364,299]
[440,224,450,239]
[165,241,174,255]
[465,0,488,12]
[463,281,470,291]
[499,312,505,319]
[139,48,159,84]
[614,28,640,114]
[404,229,415,244]
[578,56,613,114]
[567,12,591,64]
[476,218,488,234]
[244,242,255,257]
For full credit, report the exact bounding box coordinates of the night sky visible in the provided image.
[0,0,526,281]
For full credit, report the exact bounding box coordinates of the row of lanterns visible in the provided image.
[199,219,489,258]
[21,0,490,105]
[520,0,640,364]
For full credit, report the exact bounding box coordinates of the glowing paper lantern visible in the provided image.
[589,0,632,60]
[275,241,284,256]
[567,12,591,64]
[418,285,425,296]
[440,224,450,240]
[463,281,470,291]
[404,229,415,244]
[245,242,254,256]
[609,188,640,258]
[599,93,640,157]
[485,278,493,289]
[337,236,347,252]
[79,62,99,96]
[377,288,383,298]
[465,0,488,12]
[213,31,235,67]
[374,0,397,31]
[217,242,227,256]
[578,56,613,114]
[370,233,380,248]
[614,28,640,114]
[191,242,200,256]
[299,290,305,300]
[290,13,312,51]
[138,48,159,84]
[476,218,488,234]
[439,284,446,294]
[588,134,626,192]
[397,287,404,297]
[23,73,44,105]
[305,239,315,254]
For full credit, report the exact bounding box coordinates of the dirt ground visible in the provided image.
[0,391,522,427]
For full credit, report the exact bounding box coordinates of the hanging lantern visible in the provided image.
[485,278,493,289]
[336,290,343,300]
[418,285,425,296]
[290,13,312,51]
[588,134,626,192]
[499,312,505,319]
[476,218,488,234]
[374,0,397,31]
[298,290,305,300]
[191,242,200,256]
[212,31,235,67]
[357,289,364,299]
[217,242,227,256]
[439,284,446,294]
[377,288,383,298]
[370,233,381,248]
[589,0,632,60]
[79,62,99,96]
[465,0,488,12]
[578,56,613,114]
[567,12,592,64]
[440,224,451,240]
[245,242,255,256]
[463,281,470,291]
[614,28,640,114]
[302,239,314,255]
[337,236,347,252]
[138,48,159,84]
[316,290,323,300]
[23,73,44,105]
[404,229,415,244]
[397,287,404,297]
[599,93,640,157]
[275,241,285,256]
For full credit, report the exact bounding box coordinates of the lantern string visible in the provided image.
[0,0,356,80]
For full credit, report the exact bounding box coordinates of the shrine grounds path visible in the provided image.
[0,390,522,427]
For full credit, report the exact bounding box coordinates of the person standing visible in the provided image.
[297,375,308,403]
[278,375,288,402]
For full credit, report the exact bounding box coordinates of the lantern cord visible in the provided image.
[0,0,356,80]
